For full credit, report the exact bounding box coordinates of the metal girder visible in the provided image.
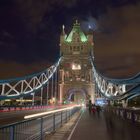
[0,57,62,100]
[90,56,140,100]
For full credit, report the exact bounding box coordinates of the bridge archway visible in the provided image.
[64,88,90,104]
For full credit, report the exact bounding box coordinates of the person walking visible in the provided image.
[88,100,92,114]
[96,105,101,117]
[91,104,96,115]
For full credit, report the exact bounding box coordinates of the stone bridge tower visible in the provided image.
[59,21,95,104]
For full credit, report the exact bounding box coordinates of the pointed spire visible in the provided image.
[73,20,80,27]
[62,24,65,35]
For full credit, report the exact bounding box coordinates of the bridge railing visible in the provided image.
[104,107,140,124]
[0,105,81,140]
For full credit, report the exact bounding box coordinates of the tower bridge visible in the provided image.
[0,20,140,106]
[59,20,95,104]
[0,21,140,140]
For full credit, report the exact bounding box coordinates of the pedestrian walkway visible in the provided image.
[45,111,81,140]
[68,108,140,140]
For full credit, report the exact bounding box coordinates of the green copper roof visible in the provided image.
[66,22,87,42]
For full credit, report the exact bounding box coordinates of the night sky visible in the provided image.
[0,0,140,79]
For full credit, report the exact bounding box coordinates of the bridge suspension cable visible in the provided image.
[90,55,140,100]
[0,57,62,101]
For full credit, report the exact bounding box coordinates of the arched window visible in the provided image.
[72,60,81,70]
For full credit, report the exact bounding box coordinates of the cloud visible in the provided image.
[14,0,78,33]
[0,60,51,79]
[0,0,140,79]
[81,16,99,32]
[94,3,140,78]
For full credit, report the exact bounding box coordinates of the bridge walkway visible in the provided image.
[67,108,140,140]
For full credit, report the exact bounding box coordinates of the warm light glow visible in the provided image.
[52,97,55,101]
[16,99,32,102]
[81,79,85,81]
[4,99,32,102]
[49,97,56,104]
[24,105,81,119]
[72,63,81,70]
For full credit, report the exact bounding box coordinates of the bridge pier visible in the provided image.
[90,84,95,104]
[59,84,64,104]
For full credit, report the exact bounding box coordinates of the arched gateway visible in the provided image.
[59,21,95,104]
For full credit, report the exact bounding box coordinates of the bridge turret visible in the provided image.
[59,21,95,104]
[65,20,87,43]
[60,20,94,56]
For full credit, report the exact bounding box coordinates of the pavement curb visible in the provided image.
[45,110,82,140]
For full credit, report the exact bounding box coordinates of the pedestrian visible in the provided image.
[104,106,114,131]
[88,100,92,114]
[96,105,101,117]
[91,104,96,114]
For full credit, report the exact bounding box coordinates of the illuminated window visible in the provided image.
[72,63,81,70]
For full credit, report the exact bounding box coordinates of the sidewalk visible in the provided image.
[45,110,81,140]
[46,108,140,140]
[68,108,140,140]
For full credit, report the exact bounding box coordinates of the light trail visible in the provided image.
[24,105,81,119]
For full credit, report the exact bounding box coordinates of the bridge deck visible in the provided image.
[68,108,140,140]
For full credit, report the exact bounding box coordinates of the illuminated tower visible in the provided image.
[59,20,95,104]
